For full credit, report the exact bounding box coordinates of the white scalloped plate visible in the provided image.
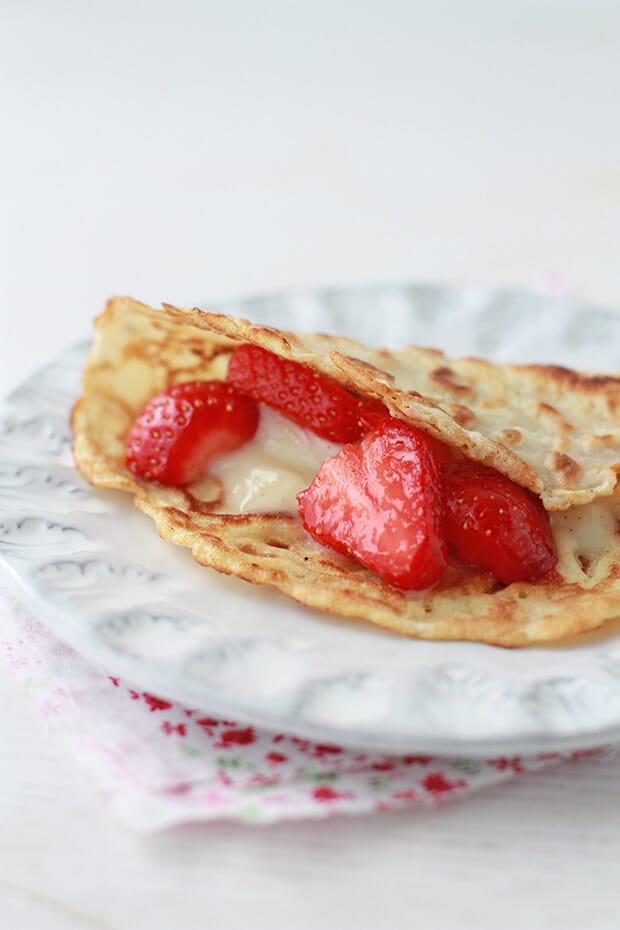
[3,284,620,757]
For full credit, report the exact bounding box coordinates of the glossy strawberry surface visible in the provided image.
[297,417,448,590]
[125,380,259,486]
[227,344,388,443]
[443,461,557,584]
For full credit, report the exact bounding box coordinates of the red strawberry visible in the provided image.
[443,461,557,584]
[426,434,456,474]
[125,380,259,486]
[297,417,447,590]
[227,344,388,442]
[357,397,392,434]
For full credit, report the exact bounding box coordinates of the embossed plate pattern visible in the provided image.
[2,284,620,756]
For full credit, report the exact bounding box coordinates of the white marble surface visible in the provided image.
[2,2,620,927]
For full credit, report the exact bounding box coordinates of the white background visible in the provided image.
[2,2,620,928]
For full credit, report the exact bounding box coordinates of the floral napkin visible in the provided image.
[0,583,611,831]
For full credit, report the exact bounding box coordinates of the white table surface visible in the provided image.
[2,2,620,928]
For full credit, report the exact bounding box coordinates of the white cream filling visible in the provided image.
[551,499,618,560]
[193,406,341,514]
[550,494,620,578]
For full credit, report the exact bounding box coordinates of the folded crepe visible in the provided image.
[72,297,620,646]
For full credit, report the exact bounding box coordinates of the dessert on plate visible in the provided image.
[72,297,620,646]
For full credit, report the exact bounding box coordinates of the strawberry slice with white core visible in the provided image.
[125,381,259,486]
[297,417,448,590]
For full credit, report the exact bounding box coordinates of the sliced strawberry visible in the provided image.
[297,417,448,590]
[357,397,392,433]
[427,433,456,474]
[125,381,259,486]
[227,344,388,443]
[443,462,557,584]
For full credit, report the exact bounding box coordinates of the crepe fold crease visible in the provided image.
[72,297,620,646]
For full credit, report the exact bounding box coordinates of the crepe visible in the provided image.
[72,296,620,646]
